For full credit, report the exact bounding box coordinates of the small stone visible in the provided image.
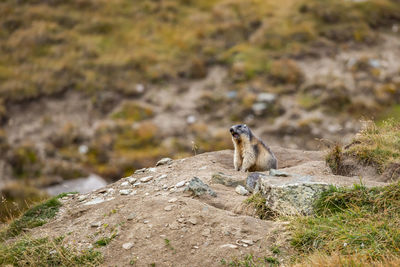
[164,205,173,211]
[235,185,249,196]
[78,145,88,155]
[133,182,141,187]
[120,189,131,195]
[121,181,129,187]
[127,213,136,220]
[188,218,197,225]
[90,221,101,227]
[134,168,146,174]
[122,242,133,250]
[186,115,196,124]
[169,222,180,230]
[140,176,153,182]
[257,93,276,104]
[145,192,149,196]
[220,244,238,249]
[143,220,149,224]
[83,197,105,205]
[128,177,137,184]
[175,181,186,188]
[168,197,178,203]
[193,245,199,249]
[177,218,185,223]
[157,174,167,180]
[241,239,254,246]
[156,158,173,166]
[147,168,157,173]
[201,228,211,237]
[78,195,88,202]
[184,177,217,197]
[269,169,290,177]
[211,172,243,187]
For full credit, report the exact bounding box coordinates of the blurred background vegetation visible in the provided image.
[1,0,400,221]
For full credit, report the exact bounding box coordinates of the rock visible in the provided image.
[90,221,101,228]
[187,218,197,225]
[121,181,129,187]
[184,177,217,197]
[169,222,180,230]
[133,182,141,187]
[140,176,153,183]
[186,115,196,124]
[78,195,88,202]
[134,168,146,174]
[128,177,137,184]
[78,145,88,155]
[257,93,276,104]
[147,168,157,173]
[127,213,136,220]
[240,239,254,246]
[164,205,173,211]
[120,189,131,195]
[156,158,173,166]
[246,172,266,193]
[260,177,330,215]
[175,181,186,188]
[235,185,249,196]
[168,197,178,203]
[157,174,167,180]
[252,103,267,115]
[122,242,134,250]
[220,244,238,249]
[269,169,290,177]
[201,228,211,237]
[211,172,244,187]
[83,197,105,205]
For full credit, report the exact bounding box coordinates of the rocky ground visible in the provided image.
[22,147,390,266]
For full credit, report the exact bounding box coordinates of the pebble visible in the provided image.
[145,193,149,196]
[128,177,137,184]
[120,189,131,195]
[164,205,173,211]
[147,168,157,173]
[78,195,88,202]
[156,158,173,166]
[127,213,136,220]
[157,174,167,180]
[177,218,185,223]
[122,242,134,250]
[90,221,101,227]
[220,244,238,249]
[143,220,149,224]
[83,197,105,205]
[235,185,249,196]
[168,197,178,203]
[169,222,180,230]
[175,181,186,188]
[240,239,254,246]
[133,182,141,187]
[201,228,211,237]
[188,218,197,225]
[134,168,146,174]
[140,176,153,183]
[121,181,129,187]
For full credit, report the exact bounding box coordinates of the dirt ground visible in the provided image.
[28,148,389,267]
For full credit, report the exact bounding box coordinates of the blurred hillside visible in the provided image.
[1,0,400,219]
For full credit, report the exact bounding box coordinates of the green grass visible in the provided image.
[245,192,277,220]
[0,193,75,241]
[326,119,400,176]
[0,236,103,266]
[291,183,400,261]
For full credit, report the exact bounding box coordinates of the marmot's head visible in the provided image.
[230,124,252,142]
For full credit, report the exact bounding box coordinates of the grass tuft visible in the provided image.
[0,236,103,266]
[291,182,400,261]
[245,192,277,220]
[0,193,72,241]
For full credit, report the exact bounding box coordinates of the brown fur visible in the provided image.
[230,124,277,172]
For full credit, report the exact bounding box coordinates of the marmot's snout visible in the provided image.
[230,126,240,139]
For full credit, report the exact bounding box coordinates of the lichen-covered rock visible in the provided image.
[246,172,266,193]
[260,178,330,215]
[211,172,244,188]
[184,177,217,197]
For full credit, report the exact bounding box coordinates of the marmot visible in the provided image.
[230,124,277,172]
